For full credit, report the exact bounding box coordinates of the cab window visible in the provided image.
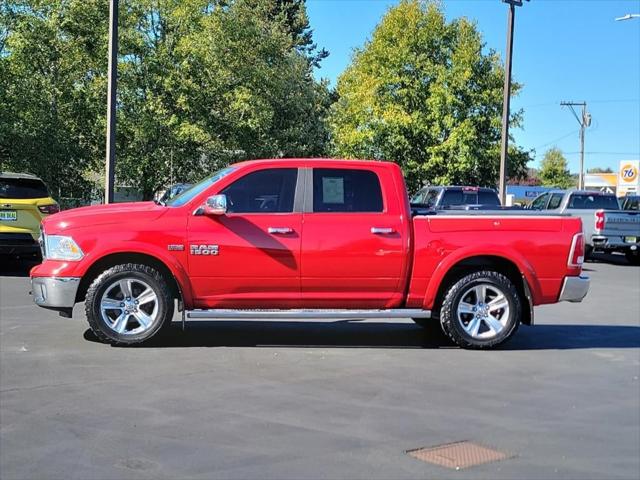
[529,193,550,210]
[546,193,564,210]
[440,190,465,208]
[222,168,297,213]
[313,169,383,212]
[567,194,620,210]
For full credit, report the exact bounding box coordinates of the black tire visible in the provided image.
[585,245,593,261]
[439,270,521,349]
[85,263,174,346]
[626,251,640,266]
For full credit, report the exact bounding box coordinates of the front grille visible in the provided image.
[0,233,36,245]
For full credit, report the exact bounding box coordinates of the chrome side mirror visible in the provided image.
[203,194,227,216]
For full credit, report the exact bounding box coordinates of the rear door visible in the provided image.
[300,166,406,308]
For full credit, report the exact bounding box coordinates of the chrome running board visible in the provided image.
[186,308,431,320]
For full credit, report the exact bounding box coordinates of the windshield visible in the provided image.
[166,168,235,207]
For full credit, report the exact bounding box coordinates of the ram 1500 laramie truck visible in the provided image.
[30,159,590,349]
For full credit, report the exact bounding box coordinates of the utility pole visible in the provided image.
[498,0,528,205]
[104,0,118,204]
[560,101,591,190]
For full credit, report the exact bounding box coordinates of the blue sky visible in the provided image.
[307,0,640,173]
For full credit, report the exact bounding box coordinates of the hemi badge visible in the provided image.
[168,244,185,251]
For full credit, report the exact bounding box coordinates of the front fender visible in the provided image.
[88,242,194,307]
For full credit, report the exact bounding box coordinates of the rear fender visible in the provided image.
[422,245,542,311]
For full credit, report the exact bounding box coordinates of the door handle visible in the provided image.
[371,227,395,234]
[268,227,293,234]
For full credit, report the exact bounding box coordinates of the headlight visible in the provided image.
[45,235,84,261]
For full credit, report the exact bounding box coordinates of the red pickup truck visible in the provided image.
[30,159,589,349]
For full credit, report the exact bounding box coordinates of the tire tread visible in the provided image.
[440,270,521,350]
[84,263,174,346]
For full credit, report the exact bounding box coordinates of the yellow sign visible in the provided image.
[618,160,640,196]
[620,163,638,183]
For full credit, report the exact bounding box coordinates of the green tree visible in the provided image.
[329,0,531,192]
[539,147,574,188]
[0,0,108,200]
[1,0,332,201]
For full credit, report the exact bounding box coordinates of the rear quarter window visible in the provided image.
[0,178,49,199]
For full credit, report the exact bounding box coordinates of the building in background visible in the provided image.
[506,185,553,205]
[585,172,618,195]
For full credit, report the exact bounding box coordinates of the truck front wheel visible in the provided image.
[84,263,174,346]
[439,270,521,349]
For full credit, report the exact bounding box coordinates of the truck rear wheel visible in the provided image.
[626,251,640,266]
[439,270,521,349]
[85,263,174,346]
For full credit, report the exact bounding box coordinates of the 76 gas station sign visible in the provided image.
[618,160,639,196]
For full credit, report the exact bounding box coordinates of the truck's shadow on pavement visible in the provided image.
[84,321,640,350]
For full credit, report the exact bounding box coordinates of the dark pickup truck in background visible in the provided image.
[410,186,502,210]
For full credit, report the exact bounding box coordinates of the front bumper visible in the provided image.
[31,276,80,309]
[558,275,590,303]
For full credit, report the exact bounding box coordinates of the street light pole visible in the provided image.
[104,0,118,204]
[498,0,527,205]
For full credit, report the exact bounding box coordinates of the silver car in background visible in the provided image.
[527,190,640,264]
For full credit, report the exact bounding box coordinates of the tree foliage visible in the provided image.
[329,0,531,192]
[1,0,331,200]
[539,147,574,188]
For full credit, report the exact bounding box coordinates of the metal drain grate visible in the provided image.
[407,441,512,470]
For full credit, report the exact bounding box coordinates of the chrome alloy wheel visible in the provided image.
[457,284,510,340]
[100,278,159,335]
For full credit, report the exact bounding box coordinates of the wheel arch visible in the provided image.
[75,251,190,307]
[425,254,535,326]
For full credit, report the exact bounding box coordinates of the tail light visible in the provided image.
[38,204,60,215]
[568,232,585,268]
[594,210,605,231]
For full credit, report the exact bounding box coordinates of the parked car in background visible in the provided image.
[0,172,59,258]
[31,159,588,349]
[411,186,501,210]
[621,195,639,211]
[527,190,640,264]
[155,183,193,205]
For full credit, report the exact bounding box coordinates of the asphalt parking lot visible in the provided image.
[1,255,639,480]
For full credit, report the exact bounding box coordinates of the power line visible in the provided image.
[533,130,579,150]
[532,151,639,158]
[518,99,639,109]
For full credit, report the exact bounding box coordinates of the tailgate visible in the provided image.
[0,199,45,239]
[602,211,640,236]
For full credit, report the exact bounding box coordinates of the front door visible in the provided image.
[300,167,407,309]
[187,168,302,308]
